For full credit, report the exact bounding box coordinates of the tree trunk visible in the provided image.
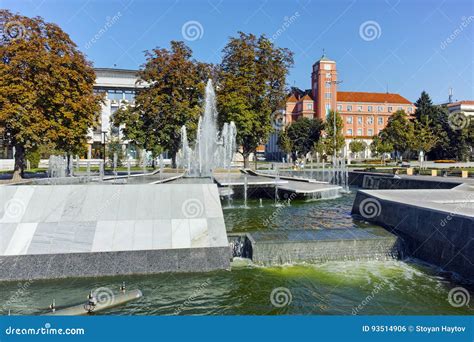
[12,144,25,182]
[171,153,177,169]
[243,153,250,169]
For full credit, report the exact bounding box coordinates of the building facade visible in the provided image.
[89,68,145,159]
[283,54,414,159]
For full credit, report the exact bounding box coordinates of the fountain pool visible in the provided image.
[1,192,472,315]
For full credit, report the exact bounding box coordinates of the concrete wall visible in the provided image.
[352,190,474,281]
[0,183,230,281]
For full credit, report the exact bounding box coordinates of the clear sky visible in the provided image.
[2,0,473,103]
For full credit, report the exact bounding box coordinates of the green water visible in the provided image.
[1,193,472,315]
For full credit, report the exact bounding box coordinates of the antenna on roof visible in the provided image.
[386,84,389,94]
[448,87,453,103]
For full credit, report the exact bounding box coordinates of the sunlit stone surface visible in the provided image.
[0,184,230,281]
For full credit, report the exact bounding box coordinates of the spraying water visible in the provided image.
[178,80,237,177]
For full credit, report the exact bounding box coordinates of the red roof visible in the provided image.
[447,100,474,107]
[337,91,412,104]
[287,94,298,102]
[301,94,313,101]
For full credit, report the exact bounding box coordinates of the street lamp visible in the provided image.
[101,131,107,164]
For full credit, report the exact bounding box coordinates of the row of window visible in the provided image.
[298,102,412,114]
[338,104,412,113]
[347,128,381,136]
[346,116,385,125]
[94,89,136,101]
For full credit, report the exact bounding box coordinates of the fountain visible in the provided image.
[113,152,118,177]
[178,80,237,177]
[48,155,66,178]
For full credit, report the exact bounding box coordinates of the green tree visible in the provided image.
[285,117,324,157]
[323,110,345,158]
[414,92,451,160]
[277,128,293,155]
[107,136,125,167]
[371,135,393,165]
[379,110,413,160]
[410,117,439,168]
[349,139,367,158]
[217,32,293,167]
[0,10,102,180]
[113,41,209,167]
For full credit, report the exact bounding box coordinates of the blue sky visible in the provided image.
[2,0,473,103]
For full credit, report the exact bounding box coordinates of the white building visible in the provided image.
[447,100,474,117]
[88,68,145,159]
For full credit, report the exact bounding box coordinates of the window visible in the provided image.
[325,93,331,99]
[408,107,413,113]
[368,106,373,112]
[388,106,393,112]
[337,105,342,111]
[378,106,383,112]
[347,105,352,111]
[347,129,353,136]
[107,90,123,100]
[357,128,363,136]
[368,129,373,136]
[357,116,363,124]
[326,73,331,79]
[378,117,384,125]
[357,106,363,112]
[347,116,353,124]
[325,104,331,115]
[124,90,135,101]
[368,116,374,124]
[398,106,403,111]
[325,82,331,88]
[307,103,313,110]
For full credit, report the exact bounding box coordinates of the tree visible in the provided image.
[413,91,451,160]
[379,110,413,160]
[410,116,439,168]
[113,41,210,167]
[322,110,345,158]
[217,32,293,167]
[0,10,102,180]
[277,128,293,157]
[349,139,367,159]
[371,135,393,165]
[285,117,324,157]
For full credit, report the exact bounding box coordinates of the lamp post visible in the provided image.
[101,131,107,164]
